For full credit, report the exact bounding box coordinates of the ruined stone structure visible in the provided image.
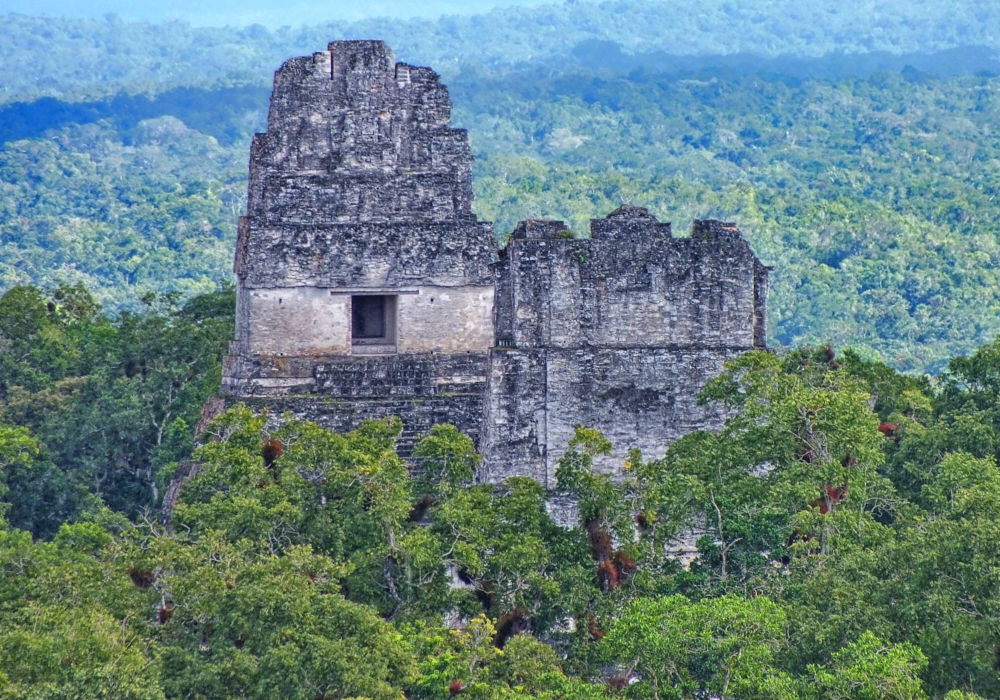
[222,40,771,479]
[483,215,769,486]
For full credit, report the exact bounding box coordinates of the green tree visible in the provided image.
[602,594,793,700]
[807,632,928,700]
[0,283,233,533]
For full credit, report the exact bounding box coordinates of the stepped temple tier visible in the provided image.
[221,40,771,481]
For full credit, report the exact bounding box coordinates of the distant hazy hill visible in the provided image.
[0,0,552,26]
[2,0,1000,104]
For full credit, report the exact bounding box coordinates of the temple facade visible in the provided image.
[221,40,771,479]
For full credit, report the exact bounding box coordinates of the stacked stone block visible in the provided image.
[221,40,771,475]
[223,40,496,455]
[482,207,770,485]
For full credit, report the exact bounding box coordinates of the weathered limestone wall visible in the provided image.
[238,394,485,459]
[243,287,352,357]
[397,286,494,353]
[494,210,765,351]
[239,285,493,358]
[224,352,488,458]
[222,39,497,447]
[247,44,474,226]
[237,222,494,290]
[481,348,739,487]
[235,351,486,456]
[481,207,770,484]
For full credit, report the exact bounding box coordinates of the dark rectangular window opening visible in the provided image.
[351,295,396,346]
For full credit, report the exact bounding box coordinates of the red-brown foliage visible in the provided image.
[825,484,849,502]
[597,559,620,592]
[586,613,605,641]
[128,567,155,589]
[262,438,283,468]
[607,676,629,691]
[810,484,849,515]
[586,519,613,562]
[495,607,528,648]
[158,604,174,624]
[789,484,851,550]
[597,553,637,592]
[612,550,637,581]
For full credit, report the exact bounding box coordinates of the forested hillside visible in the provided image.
[2,53,1000,370]
[2,0,1000,104]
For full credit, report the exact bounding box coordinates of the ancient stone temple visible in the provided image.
[483,215,769,486]
[223,40,496,454]
[222,39,771,478]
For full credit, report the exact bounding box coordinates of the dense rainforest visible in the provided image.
[6,1,1000,697]
[4,281,1000,698]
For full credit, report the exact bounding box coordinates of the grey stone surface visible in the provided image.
[249,40,475,227]
[482,205,769,484]
[495,208,767,352]
[220,40,772,491]
[236,40,494,293]
[226,39,496,440]
[238,222,495,289]
[481,346,743,487]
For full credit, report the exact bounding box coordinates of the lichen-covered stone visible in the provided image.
[224,39,496,459]
[221,41,771,488]
[483,206,769,483]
